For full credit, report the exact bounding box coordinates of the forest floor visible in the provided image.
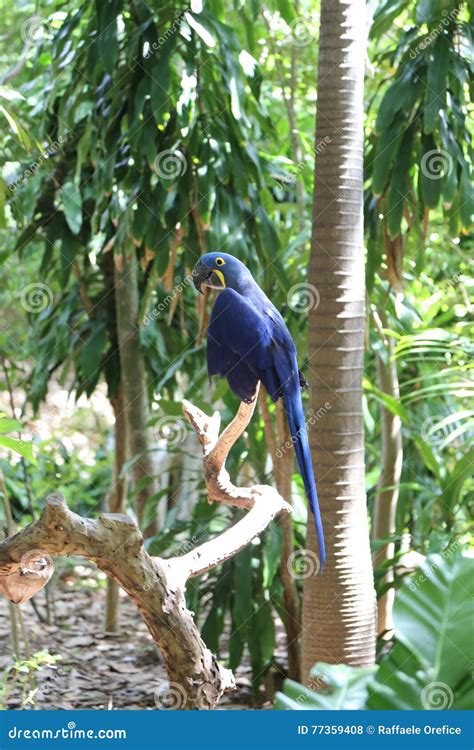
[0,562,287,710]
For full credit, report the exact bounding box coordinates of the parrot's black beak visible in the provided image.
[192,261,213,294]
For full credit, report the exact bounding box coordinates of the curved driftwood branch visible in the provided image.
[0,389,291,709]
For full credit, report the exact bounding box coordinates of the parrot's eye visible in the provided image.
[215,257,225,266]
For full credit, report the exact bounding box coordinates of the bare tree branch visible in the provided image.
[0,390,291,709]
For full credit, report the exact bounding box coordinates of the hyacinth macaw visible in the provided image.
[192,252,325,566]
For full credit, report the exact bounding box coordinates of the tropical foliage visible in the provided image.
[0,0,472,707]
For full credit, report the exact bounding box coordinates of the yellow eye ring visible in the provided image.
[215,257,225,266]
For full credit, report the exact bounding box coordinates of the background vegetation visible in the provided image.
[0,0,472,709]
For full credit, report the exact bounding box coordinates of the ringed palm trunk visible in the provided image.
[302,0,376,680]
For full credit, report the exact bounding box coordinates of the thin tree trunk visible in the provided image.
[372,334,402,637]
[302,0,376,680]
[258,394,301,680]
[104,387,128,632]
[114,249,159,536]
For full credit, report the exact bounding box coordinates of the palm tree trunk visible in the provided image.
[302,0,376,680]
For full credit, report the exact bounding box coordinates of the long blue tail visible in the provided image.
[282,382,326,568]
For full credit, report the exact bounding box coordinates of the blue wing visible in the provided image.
[207,287,326,565]
[207,289,273,402]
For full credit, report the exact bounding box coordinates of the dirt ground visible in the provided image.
[0,563,286,710]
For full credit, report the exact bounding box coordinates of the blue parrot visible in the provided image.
[192,252,326,566]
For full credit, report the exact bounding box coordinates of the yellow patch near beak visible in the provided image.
[214,269,226,287]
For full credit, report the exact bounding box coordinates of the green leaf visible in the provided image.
[275,664,377,710]
[254,599,275,667]
[459,160,473,228]
[262,528,281,588]
[276,0,297,24]
[0,418,22,434]
[232,547,253,632]
[423,35,450,135]
[97,0,122,73]
[185,12,216,48]
[441,447,474,510]
[228,629,245,671]
[150,35,177,125]
[0,435,35,463]
[80,324,107,382]
[371,122,404,196]
[60,230,78,285]
[61,181,83,235]
[369,552,474,709]
[420,137,443,209]
[386,126,414,238]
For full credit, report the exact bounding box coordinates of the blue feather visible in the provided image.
[281,377,326,567]
[196,255,326,567]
